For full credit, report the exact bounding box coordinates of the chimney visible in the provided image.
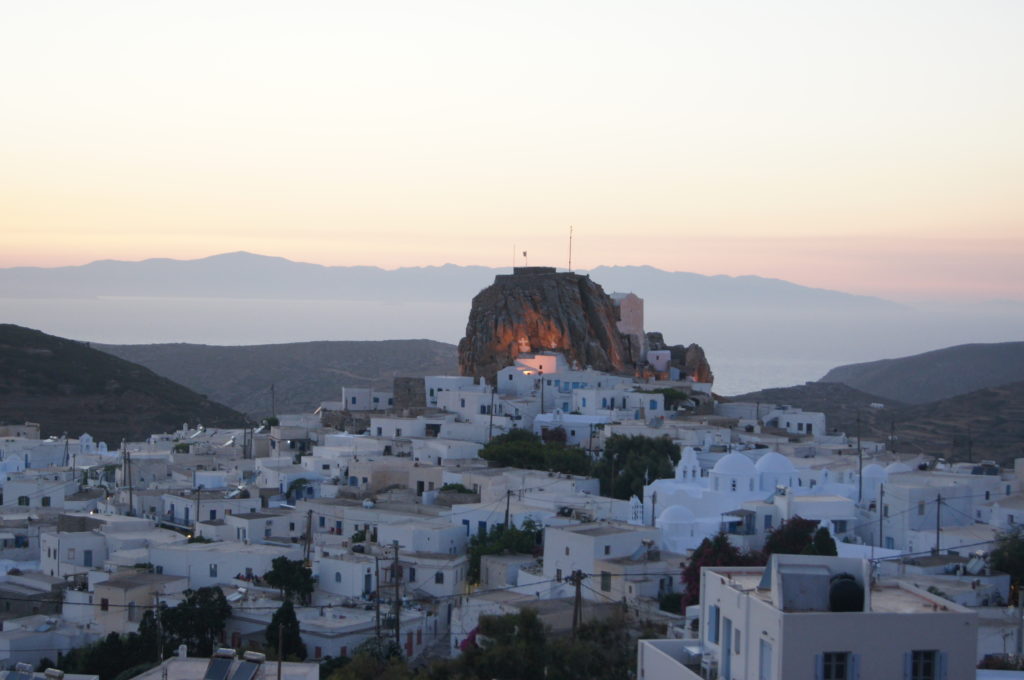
[178,644,188,658]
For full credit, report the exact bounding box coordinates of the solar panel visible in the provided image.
[204,657,233,680]
[230,660,259,680]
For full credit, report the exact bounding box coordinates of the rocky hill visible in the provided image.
[730,380,1024,464]
[820,341,1024,404]
[458,268,633,379]
[457,267,713,382]
[0,324,244,442]
[97,339,458,417]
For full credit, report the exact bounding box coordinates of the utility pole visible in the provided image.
[277,624,283,680]
[856,411,863,504]
[122,440,133,516]
[890,419,897,455]
[154,593,163,662]
[487,387,495,442]
[878,484,885,549]
[504,489,513,530]
[935,493,942,555]
[393,540,401,649]
[303,509,313,565]
[569,570,586,638]
[374,557,381,639]
[650,491,657,527]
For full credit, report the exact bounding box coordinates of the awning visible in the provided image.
[0,532,17,541]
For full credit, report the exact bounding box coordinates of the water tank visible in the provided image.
[829,573,864,612]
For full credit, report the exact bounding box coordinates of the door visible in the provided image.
[363,573,372,595]
[83,550,93,567]
[722,617,732,680]
[759,639,772,680]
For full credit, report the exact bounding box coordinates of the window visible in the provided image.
[408,567,416,582]
[650,400,658,411]
[985,491,991,500]
[833,520,847,534]
[210,563,218,577]
[764,515,773,531]
[100,598,109,611]
[335,572,341,583]
[41,496,51,507]
[565,546,570,556]
[434,571,444,584]
[819,651,851,680]
[918,501,925,516]
[319,516,325,527]
[604,545,610,555]
[601,571,611,592]
[556,568,562,581]
[17,496,29,506]
[908,650,940,680]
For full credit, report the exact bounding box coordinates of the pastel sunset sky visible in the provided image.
[2,1,1021,301]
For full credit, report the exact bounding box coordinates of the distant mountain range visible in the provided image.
[2,252,1023,395]
[0,325,244,442]
[0,251,895,308]
[820,342,1024,405]
[97,340,458,417]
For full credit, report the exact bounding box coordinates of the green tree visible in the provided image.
[682,532,763,607]
[547,613,635,680]
[991,528,1024,602]
[467,519,542,583]
[266,600,307,660]
[458,608,549,680]
[328,639,409,680]
[479,430,547,470]
[763,517,837,557]
[161,587,232,657]
[479,430,591,476]
[592,434,680,500]
[265,556,315,605]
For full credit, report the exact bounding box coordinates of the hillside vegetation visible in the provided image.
[97,339,458,417]
[731,380,1024,464]
[0,324,244,442]
[820,341,1024,404]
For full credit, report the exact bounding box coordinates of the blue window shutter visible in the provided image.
[937,651,948,680]
[903,652,912,680]
[850,653,861,680]
[814,654,824,680]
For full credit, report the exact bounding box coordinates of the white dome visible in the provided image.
[712,452,756,475]
[885,462,913,474]
[862,463,887,478]
[755,451,796,474]
[657,504,696,524]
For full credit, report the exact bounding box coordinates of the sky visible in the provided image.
[2,1,1022,302]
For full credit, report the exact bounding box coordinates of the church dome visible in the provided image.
[862,463,887,478]
[755,451,796,474]
[658,504,696,524]
[885,462,913,474]
[712,452,756,475]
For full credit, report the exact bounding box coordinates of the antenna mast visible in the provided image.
[568,225,573,271]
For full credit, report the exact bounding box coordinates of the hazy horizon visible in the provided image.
[3,2,1022,303]
[2,251,1022,395]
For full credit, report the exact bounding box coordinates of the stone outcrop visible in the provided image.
[458,268,632,380]
[646,332,715,384]
[458,268,714,384]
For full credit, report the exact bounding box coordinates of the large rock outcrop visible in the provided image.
[458,268,632,380]
[646,332,715,384]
